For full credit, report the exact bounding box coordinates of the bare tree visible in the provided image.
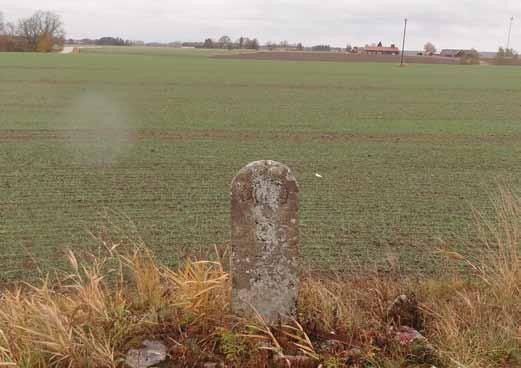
[0,12,5,34]
[424,42,436,55]
[248,38,259,50]
[0,12,19,52]
[495,46,519,65]
[218,35,231,48]
[203,38,214,49]
[5,21,16,36]
[17,10,65,52]
[0,12,6,51]
[0,11,13,36]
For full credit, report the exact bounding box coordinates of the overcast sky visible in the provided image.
[2,0,520,51]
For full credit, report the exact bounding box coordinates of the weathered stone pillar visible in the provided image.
[230,160,299,323]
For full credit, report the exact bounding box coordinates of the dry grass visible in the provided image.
[425,186,521,368]
[0,187,520,367]
[0,244,230,367]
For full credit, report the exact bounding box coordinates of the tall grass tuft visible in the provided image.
[427,186,521,367]
[0,243,230,367]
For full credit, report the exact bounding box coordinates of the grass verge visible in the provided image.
[1,188,520,367]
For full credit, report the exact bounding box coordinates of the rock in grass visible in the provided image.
[318,339,345,352]
[395,326,427,346]
[125,340,167,368]
[344,348,364,366]
[386,294,423,330]
[394,327,445,367]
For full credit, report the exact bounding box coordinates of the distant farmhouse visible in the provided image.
[364,43,400,55]
[440,49,473,57]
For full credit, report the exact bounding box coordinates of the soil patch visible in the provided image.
[0,129,517,145]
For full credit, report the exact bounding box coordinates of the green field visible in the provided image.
[1,47,521,280]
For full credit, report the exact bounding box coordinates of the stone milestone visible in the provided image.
[230,160,299,323]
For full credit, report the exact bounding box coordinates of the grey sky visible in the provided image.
[3,0,520,51]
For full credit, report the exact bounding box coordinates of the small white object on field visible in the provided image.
[60,47,74,54]
[315,173,323,178]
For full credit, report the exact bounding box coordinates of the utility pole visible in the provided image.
[507,16,514,50]
[400,18,408,66]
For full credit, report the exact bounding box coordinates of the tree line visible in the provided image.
[0,10,65,52]
[198,36,260,50]
[66,37,145,46]
[95,37,132,46]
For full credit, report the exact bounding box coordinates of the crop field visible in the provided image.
[1,47,521,281]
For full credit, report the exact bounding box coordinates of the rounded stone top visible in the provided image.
[231,161,299,206]
[232,160,298,185]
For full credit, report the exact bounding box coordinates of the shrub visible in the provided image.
[460,49,480,65]
[494,47,520,65]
